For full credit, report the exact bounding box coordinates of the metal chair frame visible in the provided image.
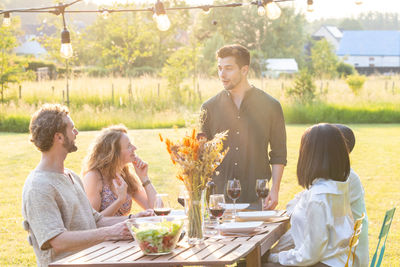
[370,207,396,267]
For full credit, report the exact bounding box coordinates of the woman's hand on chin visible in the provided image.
[133,157,149,181]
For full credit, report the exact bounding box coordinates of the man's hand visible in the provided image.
[105,221,132,241]
[264,186,279,210]
[264,164,285,210]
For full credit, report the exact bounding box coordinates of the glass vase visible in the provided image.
[186,189,205,245]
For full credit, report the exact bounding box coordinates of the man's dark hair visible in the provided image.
[29,104,69,152]
[334,124,355,153]
[297,123,350,189]
[216,44,250,68]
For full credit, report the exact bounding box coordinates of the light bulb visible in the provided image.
[60,28,73,59]
[156,14,171,31]
[202,6,211,14]
[355,0,363,4]
[101,10,109,19]
[60,43,73,59]
[3,12,11,27]
[266,1,281,20]
[307,0,314,12]
[257,5,266,16]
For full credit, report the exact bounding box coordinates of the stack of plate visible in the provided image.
[215,221,264,235]
[236,210,288,222]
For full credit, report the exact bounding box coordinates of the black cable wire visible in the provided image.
[0,0,293,15]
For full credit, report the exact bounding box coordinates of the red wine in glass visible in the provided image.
[256,188,269,198]
[255,179,269,211]
[209,207,225,218]
[226,179,241,220]
[227,188,241,200]
[154,208,172,216]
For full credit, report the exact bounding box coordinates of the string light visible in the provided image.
[60,8,73,59]
[257,1,266,16]
[101,9,110,19]
[2,12,11,27]
[265,0,281,20]
[60,27,73,59]
[202,6,211,14]
[154,0,171,31]
[307,0,314,12]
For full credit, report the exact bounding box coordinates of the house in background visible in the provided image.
[263,58,298,78]
[14,35,47,58]
[337,31,400,75]
[312,25,343,50]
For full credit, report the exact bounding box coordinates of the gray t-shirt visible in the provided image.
[22,169,103,267]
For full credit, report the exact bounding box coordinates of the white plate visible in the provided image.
[135,215,186,224]
[236,210,285,221]
[220,203,250,211]
[170,210,186,216]
[216,221,263,233]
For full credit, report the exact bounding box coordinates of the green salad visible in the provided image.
[131,220,183,254]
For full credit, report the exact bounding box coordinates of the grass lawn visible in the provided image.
[0,125,399,266]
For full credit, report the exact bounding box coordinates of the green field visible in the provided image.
[0,125,399,266]
[1,76,400,132]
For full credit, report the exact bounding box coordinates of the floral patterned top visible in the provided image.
[98,171,132,216]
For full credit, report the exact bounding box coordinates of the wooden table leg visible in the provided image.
[245,245,261,267]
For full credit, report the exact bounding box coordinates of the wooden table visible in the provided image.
[50,220,289,267]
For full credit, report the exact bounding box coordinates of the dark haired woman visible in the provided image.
[266,123,356,267]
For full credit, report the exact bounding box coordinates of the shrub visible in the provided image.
[346,74,366,95]
[87,66,110,77]
[286,69,317,104]
[284,103,400,124]
[337,62,355,77]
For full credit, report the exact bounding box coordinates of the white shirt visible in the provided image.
[269,178,354,266]
[348,169,369,267]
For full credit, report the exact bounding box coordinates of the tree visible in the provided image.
[198,6,307,76]
[339,18,364,30]
[286,69,317,104]
[161,47,196,104]
[0,18,24,103]
[310,39,338,79]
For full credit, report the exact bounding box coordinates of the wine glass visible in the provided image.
[178,185,186,208]
[226,179,241,220]
[255,179,270,211]
[154,193,171,216]
[209,194,226,235]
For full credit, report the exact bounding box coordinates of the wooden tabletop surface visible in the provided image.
[50,219,289,267]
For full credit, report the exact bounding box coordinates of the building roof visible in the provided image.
[312,25,342,40]
[337,31,400,56]
[265,58,298,71]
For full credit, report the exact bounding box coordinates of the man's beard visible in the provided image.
[63,135,78,153]
[222,76,241,91]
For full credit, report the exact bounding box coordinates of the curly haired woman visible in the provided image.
[83,125,157,216]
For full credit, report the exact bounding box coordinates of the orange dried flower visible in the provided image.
[183,137,191,147]
[159,133,163,142]
[191,128,196,139]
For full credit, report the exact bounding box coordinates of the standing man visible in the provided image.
[22,104,152,267]
[201,44,287,210]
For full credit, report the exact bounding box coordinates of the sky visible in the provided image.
[86,0,400,21]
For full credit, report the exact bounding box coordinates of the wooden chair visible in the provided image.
[345,213,365,267]
[370,207,396,267]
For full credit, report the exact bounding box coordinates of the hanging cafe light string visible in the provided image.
[0,0,364,59]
